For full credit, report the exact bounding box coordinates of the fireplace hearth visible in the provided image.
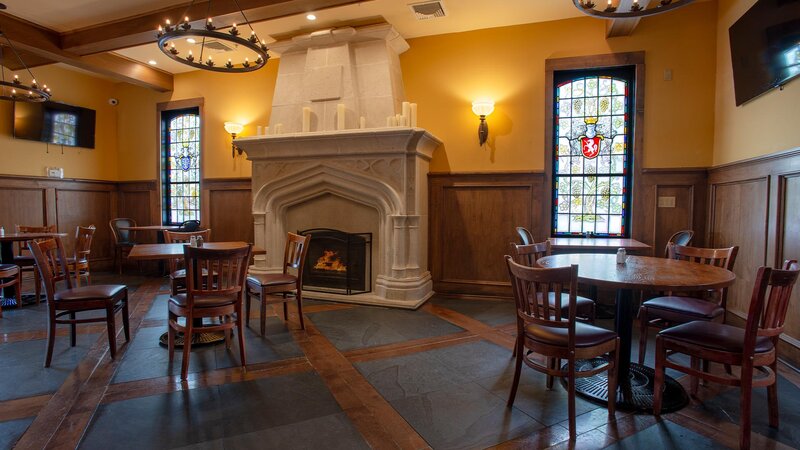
[299,228,371,295]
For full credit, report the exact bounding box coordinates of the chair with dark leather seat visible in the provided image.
[14,224,56,304]
[664,229,694,257]
[162,229,212,295]
[512,241,596,323]
[168,244,252,380]
[637,244,738,364]
[29,238,130,367]
[245,232,310,333]
[0,264,22,317]
[67,225,96,287]
[654,260,800,450]
[109,218,138,274]
[516,226,534,245]
[505,256,619,442]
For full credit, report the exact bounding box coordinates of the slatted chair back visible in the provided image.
[184,244,251,307]
[664,229,694,258]
[283,232,311,277]
[516,227,534,245]
[74,225,96,261]
[109,218,136,244]
[668,244,738,270]
[163,229,213,273]
[28,238,73,301]
[506,256,579,343]
[511,241,551,267]
[757,260,800,339]
[667,244,739,305]
[15,224,56,256]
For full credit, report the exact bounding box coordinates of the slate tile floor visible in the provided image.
[0,273,799,449]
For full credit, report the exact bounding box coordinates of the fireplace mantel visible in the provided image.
[236,127,441,309]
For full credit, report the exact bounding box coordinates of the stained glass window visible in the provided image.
[51,112,78,146]
[161,108,200,225]
[553,67,634,237]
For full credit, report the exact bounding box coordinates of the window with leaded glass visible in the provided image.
[552,67,634,237]
[51,112,78,146]
[161,108,200,225]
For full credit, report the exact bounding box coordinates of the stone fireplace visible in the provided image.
[235,24,441,309]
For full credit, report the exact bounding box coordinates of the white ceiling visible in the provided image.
[8,0,585,74]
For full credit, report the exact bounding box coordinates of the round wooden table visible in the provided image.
[0,232,68,306]
[537,253,736,413]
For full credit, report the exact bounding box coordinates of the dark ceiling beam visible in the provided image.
[0,13,173,91]
[605,0,651,37]
[61,0,367,56]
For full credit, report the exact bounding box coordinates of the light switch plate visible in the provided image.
[658,196,676,208]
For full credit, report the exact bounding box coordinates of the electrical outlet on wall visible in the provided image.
[46,167,64,178]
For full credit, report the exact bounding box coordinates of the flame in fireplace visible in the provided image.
[313,250,348,272]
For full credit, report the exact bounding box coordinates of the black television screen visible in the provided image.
[729,0,800,105]
[13,101,96,149]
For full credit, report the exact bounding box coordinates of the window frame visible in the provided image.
[543,52,645,240]
[552,66,635,238]
[157,98,205,226]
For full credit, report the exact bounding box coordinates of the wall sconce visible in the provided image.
[471,100,494,146]
[224,122,244,158]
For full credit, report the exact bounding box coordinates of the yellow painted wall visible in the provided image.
[0,65,118,180]
[116,62,279,181]
[402,2,718,172]
[712,0,800,165]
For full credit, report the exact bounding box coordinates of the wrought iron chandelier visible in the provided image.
[573,0,695,18]
[156,0,270,73]
[0,4,51,102]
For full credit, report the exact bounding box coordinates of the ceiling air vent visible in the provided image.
[203,40,235,52]
[409,1,446,20]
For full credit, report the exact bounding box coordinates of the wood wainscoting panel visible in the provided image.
[0,186,47,231]
[777,173,800,352]
[56,188,115,263]
[203,179,253,243]
[429,172,543,297]
[709,178,769,321]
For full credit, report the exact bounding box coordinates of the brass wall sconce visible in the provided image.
[472,100,494,146]
[224,122,244,157]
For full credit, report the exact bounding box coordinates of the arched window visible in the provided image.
[161,108,200,224]
[552,67,634,237]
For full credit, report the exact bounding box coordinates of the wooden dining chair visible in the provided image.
[0,264,22,317]
[663,229,695,258]
[505,256,619,441]
[654,260,800,450]
[512,241,596,323]
[516,226,534,245]
[14,224,57,303]
[245,232,311,333]
[109,218,138,274]
[162,229,212,295]
[67,225,95,287]
[168,244,252,380]
[637,244,738,364]
[29,238,130,367]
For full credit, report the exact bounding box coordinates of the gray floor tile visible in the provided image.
[0,417,34,450]
[218,371,342,437]
[431,297,516,327]
[603,420,727,449]
[80,386,225,450]
[223,412,369,450]
[308,306,463,351]
[356,351,467,401]
[0,333,98,401]
[390,382,543,450]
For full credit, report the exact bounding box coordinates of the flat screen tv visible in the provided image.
[13,101,96,149]
[729,0,800,105]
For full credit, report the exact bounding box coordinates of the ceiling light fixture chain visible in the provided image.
[572,0,695,19]
[155,0,270,73]
[0,32,51,102]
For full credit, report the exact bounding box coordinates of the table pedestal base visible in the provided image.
[158,331,226,348]
[562,358,688,414]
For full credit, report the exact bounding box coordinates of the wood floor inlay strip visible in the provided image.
[0,394,51,422]
[421,302,516,350]
[14,280,161,450]
[343,331,479,363]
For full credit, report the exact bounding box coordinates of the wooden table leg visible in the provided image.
[615,288,635,387]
